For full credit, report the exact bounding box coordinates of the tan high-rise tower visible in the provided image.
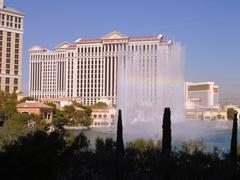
[0,0,4,9]
[0,0,24,93]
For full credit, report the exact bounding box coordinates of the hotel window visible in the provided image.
[5,86,9,92]
[5,78,10,84]
[14,78,18,85]
[14,86,18,92]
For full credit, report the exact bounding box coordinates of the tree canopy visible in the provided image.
[19,96,36,103]
[54,105,93,128]
[0,113,45,150]
[91,102,108,109]
[0,91,18,121]
[227,108,238,120]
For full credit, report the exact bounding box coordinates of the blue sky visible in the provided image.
[5,0,240,104]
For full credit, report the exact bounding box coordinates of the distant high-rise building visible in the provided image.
[29,31,171,105]
[185,82,219,108]
[0,0,24,93]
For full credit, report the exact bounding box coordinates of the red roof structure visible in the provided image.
[16,101,54,109]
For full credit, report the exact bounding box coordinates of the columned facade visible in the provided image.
[29,31,170,105]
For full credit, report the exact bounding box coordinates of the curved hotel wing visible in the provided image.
[29,31,171,105]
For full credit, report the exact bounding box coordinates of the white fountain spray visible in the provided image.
[117,40,185,141]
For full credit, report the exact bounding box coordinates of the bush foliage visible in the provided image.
[0,131,239,180]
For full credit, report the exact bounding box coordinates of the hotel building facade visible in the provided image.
[0,0,24,93]
[29,31,171,105]
[185,82,219,108]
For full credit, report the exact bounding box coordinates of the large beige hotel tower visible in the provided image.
[0,0,24,93]
[29,31,171,105]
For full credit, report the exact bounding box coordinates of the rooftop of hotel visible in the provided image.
[75,32,166,44]
[29,31,170,53]
[0,6,24,16]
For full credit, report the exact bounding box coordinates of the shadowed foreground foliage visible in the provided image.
[0,131,240,180]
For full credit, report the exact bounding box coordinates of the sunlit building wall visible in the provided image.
[0,0,24,92]
[29,31,171,105]
[185,82,219,108]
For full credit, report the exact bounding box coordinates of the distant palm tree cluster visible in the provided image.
[0,108,239,180]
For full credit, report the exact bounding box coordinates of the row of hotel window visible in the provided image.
[92,114,114,119]
[31,94,65,99]
[31,54,66,59]
[77,44,158,54]
[0,31,19,74]
[30,44,159,59]
[0,77,18,92]
[0,13,22,29]
[66,87,103,93]
[32,85,105,94]
[38,85,105,92]
[0,85,18,92]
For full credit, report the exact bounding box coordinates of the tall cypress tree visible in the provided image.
[162,107,172,156]
[230,113,238,165]
[116,109,124,180]
[116,109,124,156]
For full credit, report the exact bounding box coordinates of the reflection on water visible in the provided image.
[70,120,239,152]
